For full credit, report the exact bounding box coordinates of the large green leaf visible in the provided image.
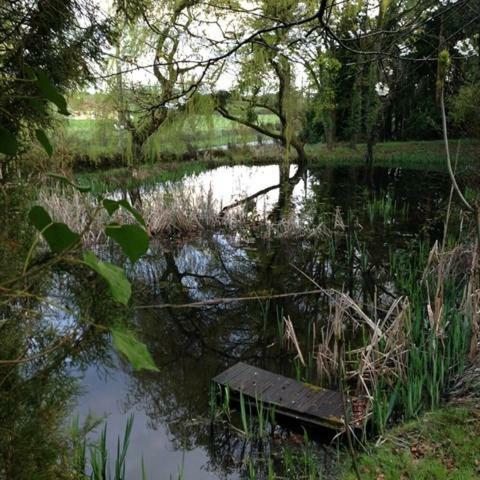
[111,327,159,372]
[35,129,53,157]
[29,205,52,230]
[83,251,131,305]
[117,199,146,227]
[102,199,146,227]
[35,71,70,116]
[106,224,149,263]
[29,205,80,253]
[0,127,18,155]
[43,223,80,253]
[48,173,91,192]
[28,98,48,116]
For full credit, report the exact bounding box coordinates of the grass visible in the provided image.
[70,414,137,479]
[75,159,214,194]
[340,403,480,480]
[55,113,277,165]
[279,204,476,437]
[306,139,480,169]
[364,190,409,226]
[43,112,480,173]
[39,174,332,242]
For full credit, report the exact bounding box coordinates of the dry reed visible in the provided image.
[37,185,332,245]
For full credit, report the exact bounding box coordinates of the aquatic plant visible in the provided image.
[282,236,477,436]
[37,183,333,244]
[71,415,138,480]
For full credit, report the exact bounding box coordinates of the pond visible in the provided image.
[0,162,453,479]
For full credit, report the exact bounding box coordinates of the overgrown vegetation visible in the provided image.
[1,0,480,478]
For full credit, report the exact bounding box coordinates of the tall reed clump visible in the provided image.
[395,241,477,420]
[37,184,332,244]
[283,238,478,437]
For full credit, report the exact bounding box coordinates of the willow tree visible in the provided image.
[302,49,341,150]
[337,0,400,165]
[213,0,317,165]
[111,0,224,163]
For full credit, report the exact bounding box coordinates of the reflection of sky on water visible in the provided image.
[78,364,222,480]
[77,233,255,479]
[180,164,301,208]
[73,164,452,480]
[137,164,307,216]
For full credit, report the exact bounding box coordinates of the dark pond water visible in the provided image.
[0,163,454,479]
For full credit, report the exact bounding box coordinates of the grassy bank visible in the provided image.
[67,138,478,194]
[76,159,213,194]
[306,139,480,168]
[41,112,480,172]
[340,403,480,480]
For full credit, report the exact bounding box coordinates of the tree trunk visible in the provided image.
[349,134,358,150]
[365,138,374,167]
[324,111,336,150]
[325,127,335,150]
[291,139,307,165]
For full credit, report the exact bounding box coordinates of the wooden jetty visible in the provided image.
[212,362,348,430]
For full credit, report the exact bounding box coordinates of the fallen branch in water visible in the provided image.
[134,288,327,309]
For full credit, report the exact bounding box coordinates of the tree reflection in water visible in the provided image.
[106,165,450,477]
[0,164,452,479]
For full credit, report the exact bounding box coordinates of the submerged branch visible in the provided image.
[134,288,326,309]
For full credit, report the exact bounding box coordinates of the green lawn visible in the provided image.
[57,113,278,162]
[53,112,479,174]
[340,404,480,480]
[306,139,479,168]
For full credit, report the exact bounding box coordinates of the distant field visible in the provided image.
[56,113,278,162]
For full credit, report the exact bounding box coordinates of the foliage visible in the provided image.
[0,0,113,174]
[1,173,156,373]
[451,83,480,139]
[70,415,144,479]
[40,197,153,368]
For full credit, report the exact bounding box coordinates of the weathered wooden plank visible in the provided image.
[214,362,250,386]
[212,362,349,430]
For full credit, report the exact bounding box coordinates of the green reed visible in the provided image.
[239,392,251,437]
[365,191,408,226]
[71,414,136,480]
[371,243,473,433]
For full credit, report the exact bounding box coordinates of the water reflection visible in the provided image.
[77,165,451,478]
[0,267,114,479]
[0,164,452,479]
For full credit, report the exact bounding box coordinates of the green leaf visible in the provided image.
[28,98,48,116]
[0,127,18,155]
[35,71,70,116]
[29,205,52,230]
[83,251,131,305]
[28,205,80,252]
[118,200,146,227]
[111,327,159,371]
[35,129,53,157]
[43,223,80,253]
[102,199,146,227]
[105,224,149,263]
[102,198,119,216]
[48,173,91,192]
